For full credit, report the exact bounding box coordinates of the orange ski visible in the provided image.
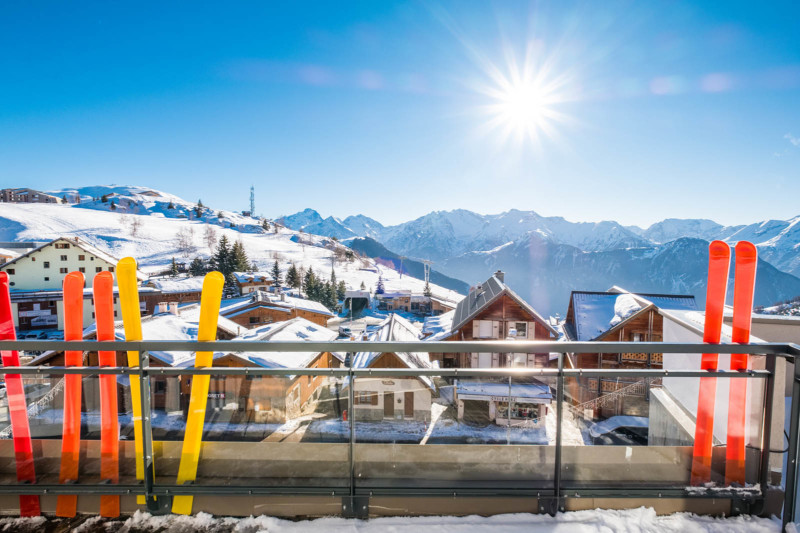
[94,272,120,517]
[55,271,85,517]
[690,240,731,485]
[725,241,757,485]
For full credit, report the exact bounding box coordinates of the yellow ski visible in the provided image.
[172,271,224,515]
[116,257,149,505]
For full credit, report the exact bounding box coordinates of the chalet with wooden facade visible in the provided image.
[562,287,697,418]
[233,272,273,295]
[220,290,334,328]
[428,271,558,368]
[350,314,435,423]
[185,317,340,423]
[141,276,205,314]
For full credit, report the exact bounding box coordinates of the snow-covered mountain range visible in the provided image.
[0,186,464,306]
[279,207,800,315]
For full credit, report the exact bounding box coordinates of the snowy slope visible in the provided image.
[0,190,462,306]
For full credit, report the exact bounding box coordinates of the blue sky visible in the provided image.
[1,1,799,227]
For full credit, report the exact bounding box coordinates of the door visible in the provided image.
[404,391,414,418]
[384,391,394,418]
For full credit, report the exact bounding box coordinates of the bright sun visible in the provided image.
[472,44,574,149]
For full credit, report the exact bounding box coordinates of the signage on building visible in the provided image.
[19,309,53,318]
[208,392,225,399]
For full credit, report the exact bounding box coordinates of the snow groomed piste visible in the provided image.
[0,244,760,516]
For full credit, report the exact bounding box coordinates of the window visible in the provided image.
[48,301,56,307]
[55,243,70,249]
[43,277,49,281]
[96,267,102,273]
[355,391,378,405]
[515,322,528,338]
[43,262,49,268]
[60,255,67,261]
[9,282,14,286]
[153,381,167,393]
[60,268,68,274]
[78,255,85,261]
[78,267,85,273]
[108,266,114,272]
[6,269,13,275]
[31,257,35,262]
[249,317,260,324]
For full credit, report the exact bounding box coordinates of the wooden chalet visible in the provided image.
[428,271,558,368]
[219,290,334,328]
[233,272,274,295]
[349,314,435,423]
[562,287,697,418]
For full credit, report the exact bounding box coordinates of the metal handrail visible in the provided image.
[0,339,796,524]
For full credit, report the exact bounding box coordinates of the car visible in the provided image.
[338,326,353,337]
[588,416,648,446]
[23,332,39,340]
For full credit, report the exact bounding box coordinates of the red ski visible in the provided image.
[55,272,85,517]
[690,240,731,485]
[0,272,40,516]
[94,272,120,517]
[725,241,757,485]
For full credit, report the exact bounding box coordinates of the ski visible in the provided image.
[172,271,224,516]
[0,272,40,516]
[116,257,149,506]
[725,241,758,485]
[55,271,85,517]
[94,272,120,517]
[690,240,731,485]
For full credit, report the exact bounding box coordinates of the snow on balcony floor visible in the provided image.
[0,507,782,533]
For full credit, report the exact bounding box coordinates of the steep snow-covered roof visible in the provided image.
[214,316,337,369]
[352,314,434,389]
[451,274,556,337]
[455,380,552,403]
[566,290,697,341]
[232,271,273,284]
[422,310,455,341]
[219,291,334,317]
[145,276,205,293]
[659,309,766,344]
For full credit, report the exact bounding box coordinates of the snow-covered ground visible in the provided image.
[0,508,782,532]
[0,186,463,304]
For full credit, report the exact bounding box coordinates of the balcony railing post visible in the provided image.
[753,353,775,516]
[549,352,565,516]
[137,350,160,513]
[783,357,800,529]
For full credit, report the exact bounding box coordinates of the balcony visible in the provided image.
[0,338,797,527]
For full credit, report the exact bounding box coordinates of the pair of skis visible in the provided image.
[690,241,758,486]
[117,258,225,516]
[56,271,120,517]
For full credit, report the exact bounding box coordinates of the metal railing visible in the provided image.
[0,339,798,526]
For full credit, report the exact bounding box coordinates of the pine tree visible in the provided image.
[230,240,250,272]
[189,257,206,276]
[61,194,68,204]
[167,201,175,209]
[170,257,179,277]
[324,281,337,310]
[101,194,108,203]
[423,281,432,297]
[211,235,231,274]
[261,219,270,232]
[271,259,281,288]
[198,199,204,208]
[375,275,385,295]
[337,280,347,301]
[360,281,366,290]
[303,267,318,300]
[286,263,300,289]
[110,200,117,210]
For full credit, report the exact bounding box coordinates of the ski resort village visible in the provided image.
[0,183,799,530]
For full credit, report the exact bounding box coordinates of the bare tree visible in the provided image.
[204,224,218,252]
[175,227,196,258]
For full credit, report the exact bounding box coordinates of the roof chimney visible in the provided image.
[495,270,505,283]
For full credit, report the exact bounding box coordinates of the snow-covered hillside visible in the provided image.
[0,187,462,305]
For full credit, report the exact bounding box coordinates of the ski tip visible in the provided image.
[735,241,757,260]
[0,271,8,286]
[118,256,137,273]
[709,240,731,258]
[204,271,225,287]
[93,270,115,288]
[64,271,85,288]
[171,495,193,515]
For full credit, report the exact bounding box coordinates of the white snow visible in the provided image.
[609,294,642,327]
[4,507,779,532]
